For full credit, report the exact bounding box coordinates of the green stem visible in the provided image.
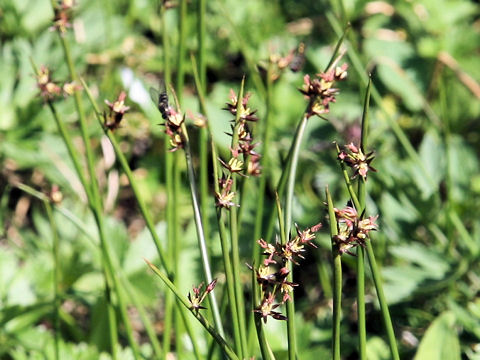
[176,0,187,104]
[82,79,203,356]
[355,78,372,360]
[41,95,119,358]
[228,78,249,358]
[191,57,243,356]
[146,261,240,360]
[181,123,225,338]
[81,79,171,272]
[172,151,183,355]
[335,78,399,360]
[160,3,174,354]
[326,12,435,190]
[216,209,243,355]
[326,187,342,360]
[23,185,163,360]
[49,5,135,354]
[198,0,207,89]
[283,112,309,360]
[252,263,276,360]
[365,242,400,360]
[356,247,366,359]
[197,0,210,257]
[252,59,274,264]
[44,200,61,360]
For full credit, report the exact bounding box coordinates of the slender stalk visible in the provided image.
[146,260,240,360]
[326,12,433,189]
[252,59,274,264]
[180,122,225,338]
[176,0,187,104]
[44,200,61,360]
[249,66,274,349]
[81,79,203,357]
[172,151,184,357]
[252,259,276,360]
[16,182,163,359]
[41,96,119,358]
[160,3,175,354]
[198,0,207,88]
[174,2,188,354]
[283,112,309,360]
[197,0,210,257]
[365,242,400,360]
[81,79,170,272]
[191,58,242,356]
[328,13,474,254]
[48,3,139,354]
[31,186,164,359]
[326,187,342,360]
[335,79,400,360]
[228,78,249,358]
[356,78,372,360]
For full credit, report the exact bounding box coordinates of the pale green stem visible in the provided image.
[326,187,342,360]
[146,261,239,360]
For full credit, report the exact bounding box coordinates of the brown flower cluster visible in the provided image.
[299,53,348,118]
[104,92,130,131]
[35,66,81,101]
[338,142,376,181]
[187,279,217,313]
[216,89,262,209]
[333,205,378,255]
[51,0,76,35]
[225,89,261,176]
[250,222,322,323]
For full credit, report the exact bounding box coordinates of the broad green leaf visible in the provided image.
[367,336,390,360]
[364,38,414,65]
[376,61,424,112]
[447,135,479,202]
[382,265,427,304]
[390,243,450,280]
[414,311,460,360]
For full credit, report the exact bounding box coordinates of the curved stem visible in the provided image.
[283,112,309,360]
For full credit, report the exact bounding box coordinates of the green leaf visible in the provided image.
[404,129,446,199]
[390,243,450,280]
[376,61,424,112]
[366,336,390,360]
[382,265,427,304]
[414,311,460,360]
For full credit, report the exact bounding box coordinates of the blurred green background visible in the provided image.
[1,0,479,359]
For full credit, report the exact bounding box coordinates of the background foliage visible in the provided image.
[1,0,479,359]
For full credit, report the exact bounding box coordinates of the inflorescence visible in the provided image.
[333,205,378,256]
[300,52,348,119]
[215,89,262,209]
[249,223,322,323]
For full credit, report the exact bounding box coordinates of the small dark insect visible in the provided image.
[149,81,170,120]
[290,42,306,73]
[103,111,121,131]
